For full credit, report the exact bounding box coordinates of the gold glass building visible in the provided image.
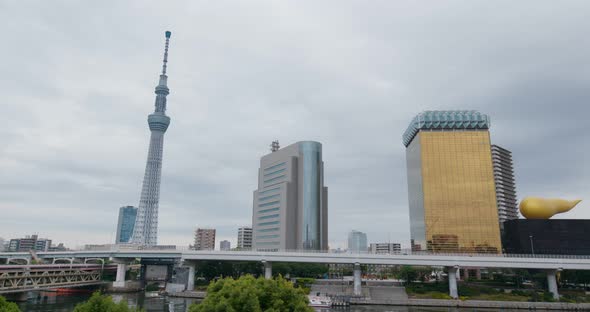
[403,111,502,254]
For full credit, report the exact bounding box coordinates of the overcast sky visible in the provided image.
[1,1,589,250]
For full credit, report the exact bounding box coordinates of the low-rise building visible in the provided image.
[8,234,52,252]
[369,243,401,254]
[220,240,231,251]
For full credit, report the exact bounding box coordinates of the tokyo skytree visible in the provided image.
[130,31,172,246]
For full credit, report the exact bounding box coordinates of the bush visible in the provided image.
[431,292,452,300]
[457,285,481,297]
[0,296,21,312]
[73,292,143,312]
[145,283,160,292]
[294,278,315,294]
[543,292,555,302]
[189,275,312,312]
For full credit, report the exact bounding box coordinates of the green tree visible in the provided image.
[73,292,143,312]
[194,261,263,282]
[399,266,418,285]
[189,275,313,312]
[273,263,328,278]
[0,296,21,312]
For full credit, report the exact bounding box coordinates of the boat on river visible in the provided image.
[308,295,332,308]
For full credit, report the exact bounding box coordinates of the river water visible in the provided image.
[15,291,517,312]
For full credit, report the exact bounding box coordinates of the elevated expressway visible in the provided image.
[2,249,589,299]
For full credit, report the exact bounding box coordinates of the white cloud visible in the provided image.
[1,1,589,249]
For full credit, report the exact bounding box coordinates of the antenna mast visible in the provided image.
[271,140,280,152]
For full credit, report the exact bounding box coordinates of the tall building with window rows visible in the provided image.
[403,111,502,254]
[252,141,328,251]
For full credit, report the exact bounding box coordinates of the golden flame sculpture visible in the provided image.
[519,197,582,219]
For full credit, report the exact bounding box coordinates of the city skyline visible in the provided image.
[1,2,589,250]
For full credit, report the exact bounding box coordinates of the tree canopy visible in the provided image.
[0,296,21,312]
[189,275,313,312]
[73,292,143,312]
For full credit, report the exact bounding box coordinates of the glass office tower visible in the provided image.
[347,230,368,253]
[252,141,328,251]
[403,111,502,254]
[116,206,137,244]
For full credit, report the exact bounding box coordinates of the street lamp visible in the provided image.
[529,235,535,255]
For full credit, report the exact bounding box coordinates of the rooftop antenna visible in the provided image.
[271,140,280,152]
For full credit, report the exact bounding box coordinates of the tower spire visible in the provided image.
[154,31,171,113]
[161,31,171,75]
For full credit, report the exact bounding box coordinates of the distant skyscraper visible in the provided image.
[347,230,368,253]
[237,227,253,250]
[130,31,173,246]
[403,111,502,253]
[220,240,231,251]
[369,243,401,254]
[116,206,137,244]
[252,141,328,251]
[194,228,216,250]
[491,145,519,224]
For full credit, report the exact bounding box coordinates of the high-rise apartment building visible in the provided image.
[347,230,368,253]
[252,141,328,251]
[130,31,173,246]
[220,240,231,251]
[369,243,401,254]
[194,228,216,250]
[115,206,137,244]
[237,227,253,250]
[403,111,502,253]
[491,145,518,224]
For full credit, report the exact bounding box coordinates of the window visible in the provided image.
[264,162,285,172]
[259,200,279,207]
[258,221,280,226]
[259,207,279,214]
[259,187,280,195]
[263,175,285,184]
[259,194,280,201]
[258,214,279,220]
[256,241,280,246]
[257,234,280,239]
[258,227,279,232]
[263,168,286,177]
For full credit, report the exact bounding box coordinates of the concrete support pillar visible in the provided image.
[186,263,196,291]
[448,267,458,299]
[463,268,469,281]
[475,269,482,280]
[547,270,559,300]
[353,263,362,296]
[114,263,127,288]
[263,261,272,279]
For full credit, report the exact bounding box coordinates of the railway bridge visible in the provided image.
[0,264,115,295]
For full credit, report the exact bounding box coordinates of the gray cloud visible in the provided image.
[1,1,589,249]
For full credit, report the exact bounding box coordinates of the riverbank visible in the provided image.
[309,282,590,310]
[167,290,206,299]
[352,298,590,310]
